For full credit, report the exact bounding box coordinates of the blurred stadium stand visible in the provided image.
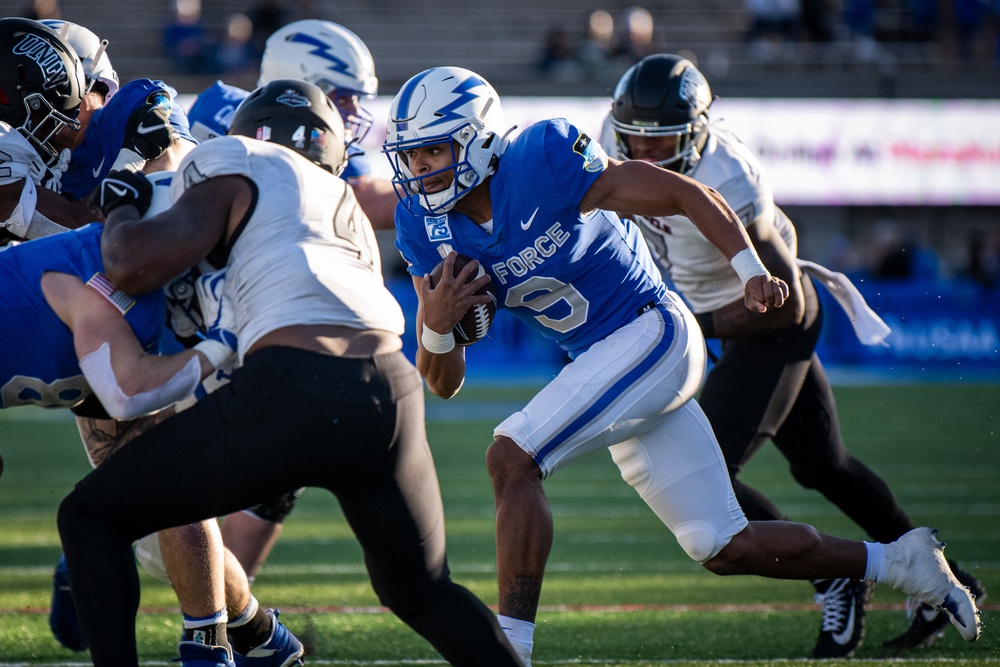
[39,0,1000,98]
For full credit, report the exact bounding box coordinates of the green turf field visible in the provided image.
[0,382,997,666]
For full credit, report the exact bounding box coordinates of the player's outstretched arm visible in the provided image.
[584,159,789,311]
[100,172,249,295]
[701,217,805,338]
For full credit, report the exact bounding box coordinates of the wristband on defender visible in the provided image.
[730,247,770,285]
[421,324,455,354]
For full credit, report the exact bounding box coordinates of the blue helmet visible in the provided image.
[188,80,249,142]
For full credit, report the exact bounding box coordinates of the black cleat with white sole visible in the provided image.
[812,578,875,658]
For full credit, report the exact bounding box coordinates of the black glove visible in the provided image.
[122,90,179,161]
[99,169,152,217]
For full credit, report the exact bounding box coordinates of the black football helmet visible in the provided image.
[228,79,348,175]
[0,18,85,164]
[611,53,713,174]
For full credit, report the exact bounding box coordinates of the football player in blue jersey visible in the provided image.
[0,185,237,606]
[0,204,235,423]
[606,53,987,657]
[383,67,983,666]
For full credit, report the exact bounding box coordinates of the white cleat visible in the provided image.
[883,527,983,642]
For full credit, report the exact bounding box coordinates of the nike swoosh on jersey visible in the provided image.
[91,157,106,178]
[832,602,856,645]
[135,122,163,135]
[520,207,539,231]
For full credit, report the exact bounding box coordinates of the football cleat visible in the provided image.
[882,527,982,642]
[812,578,874,658]
[233,609,304,667]
[883,561,988,650]
[174,641,236,667]
[49,553,88,651]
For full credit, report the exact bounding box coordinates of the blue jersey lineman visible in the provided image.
[61,79,196,201]
[0,224,164,410]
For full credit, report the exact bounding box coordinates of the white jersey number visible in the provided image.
[332,194,375,269]
[1,374,90,409]
[504,276,589,333]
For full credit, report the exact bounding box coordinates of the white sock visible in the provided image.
[227,595,259,628]
[497,614,534,662]
[864,541,888,583]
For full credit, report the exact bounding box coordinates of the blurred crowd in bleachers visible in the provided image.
[19,0,1000,96]
[531,1,1000,90]
[742,0,1000,65]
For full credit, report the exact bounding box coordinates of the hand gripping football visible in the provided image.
[428,253,498,346]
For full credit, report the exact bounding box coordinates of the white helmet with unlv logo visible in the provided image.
[258,20,376,142]
[382,66,512,215]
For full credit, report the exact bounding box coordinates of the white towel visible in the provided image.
[796,259,891,346]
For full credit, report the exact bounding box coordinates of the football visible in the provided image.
[428,253,498,346]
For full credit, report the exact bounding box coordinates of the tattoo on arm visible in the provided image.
[77,406,176,467]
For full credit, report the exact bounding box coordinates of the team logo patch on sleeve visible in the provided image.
[572,133,608,173]
[424,214,452,243]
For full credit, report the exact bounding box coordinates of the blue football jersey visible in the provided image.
[0,224,165,410]
[395,118,667,357]
[61,79,196,201]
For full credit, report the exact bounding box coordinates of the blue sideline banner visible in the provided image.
[815,278,1000,379]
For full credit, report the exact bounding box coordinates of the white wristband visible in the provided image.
[730,247,769,285]
[421,324,456,354]
[194,339,234,369]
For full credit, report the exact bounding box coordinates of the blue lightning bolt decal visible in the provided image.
[423,77,485,129]
[289,33,353,78]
